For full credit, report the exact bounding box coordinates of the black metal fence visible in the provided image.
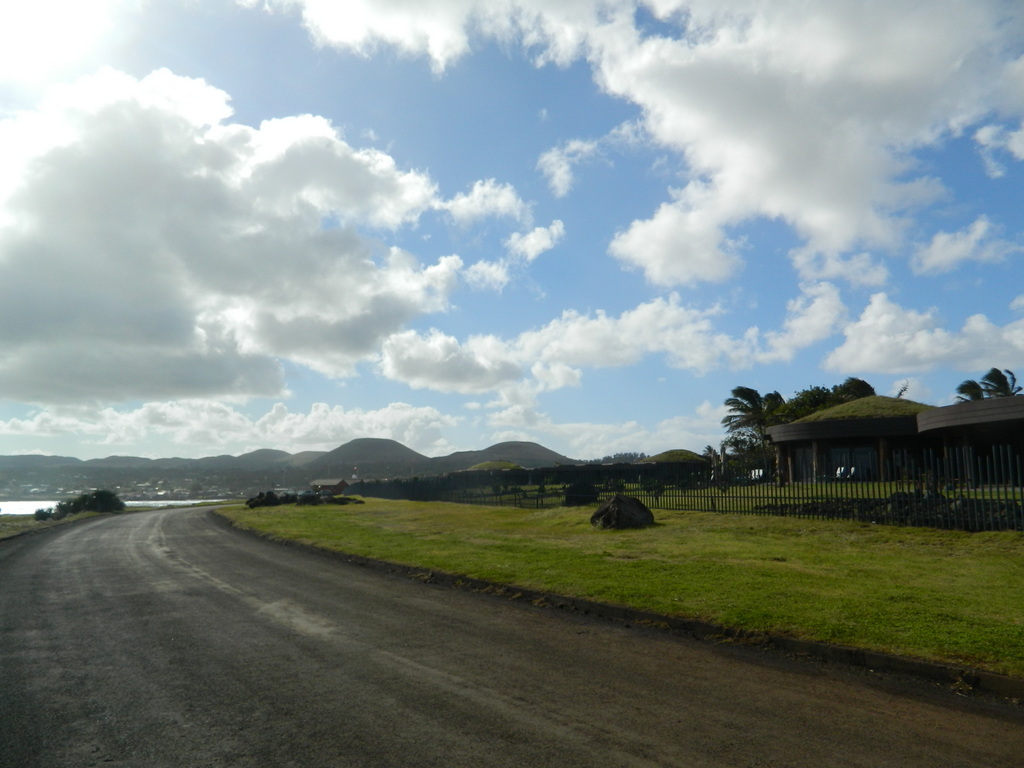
[346,445,1024,532]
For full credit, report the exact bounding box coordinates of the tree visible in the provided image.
[834,377,876,401]
[721,387,785,441]
[774,378,876,422]
[47,489,126,519]
[721,386,785,471]
[956,368,1021,402]
[774,386,832,423]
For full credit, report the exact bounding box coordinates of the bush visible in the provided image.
[52,490,126,518]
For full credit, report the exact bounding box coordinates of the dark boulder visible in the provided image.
[590,494,655,529]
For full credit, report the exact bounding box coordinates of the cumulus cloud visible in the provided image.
[252,1,1024,291]
[537,121,644,197]
[789,249,889,288]
[461,220,564,293]
[505,220,565,261]
[756,282,847,364]
[0,68,469,403]
[464,259,512,291]
[0,0,121,87]
[595,1,1016,286]
[974,123,1024,177]
[247,0,618,73]
[825,293,1024,374]
[440,178,529,225]
[0,400,460,456]
[379,283,846,399]
[608,184,744,286]
[485,398,727,460]
[537,139,601,197]
[911,216,1019,274]
[379,329,522,393]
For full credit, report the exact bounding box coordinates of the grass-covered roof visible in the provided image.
[466,460,523,471]
[792,395,935,423]
[640,449,708,463]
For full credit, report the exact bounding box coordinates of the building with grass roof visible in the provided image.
[768,395,1024,484]
[767,396,938,482]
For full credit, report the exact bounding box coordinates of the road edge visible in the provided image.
[210,507,1024,704]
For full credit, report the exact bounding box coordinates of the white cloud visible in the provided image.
[464,259,512,291]
[440,178,529,225]
[248,0,480,74]
[974,122,1024,177]
[248,0,620,73]
[0,69,466,403]
[537,122,644,197]
[911,216,1019,274]
[0,400,460,456]
[825,293,1024,374]
[537,139,600,197]
[757,282,846,364]
[608,184,744,286]
[379,329,522,393]
[789,248,889,287]
[486,398,727,460]
[257,1,1024,292]
[378,282,850,398]
[0,0,121,87]
[242,114,439,229]
[595,1,1015,286]
[505,220,565,261]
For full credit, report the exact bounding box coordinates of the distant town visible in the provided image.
[0,439,583,502]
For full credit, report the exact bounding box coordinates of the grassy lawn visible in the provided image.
[0,512,103,540]
[220,498,1024,679]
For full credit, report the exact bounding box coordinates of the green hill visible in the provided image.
[641,449,707,463]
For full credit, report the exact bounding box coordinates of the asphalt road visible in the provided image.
[1,508,1022,767]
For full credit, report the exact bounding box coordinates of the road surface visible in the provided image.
[1,507,1021,767]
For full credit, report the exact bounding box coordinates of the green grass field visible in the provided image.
[220,498,1024,679]
[0,512,104,540]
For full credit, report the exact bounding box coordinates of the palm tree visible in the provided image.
[834,376,876,402]
[722,387,785,438]
[721,386,785,472]
[956,368,1021,402]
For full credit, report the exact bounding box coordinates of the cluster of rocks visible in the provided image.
[245,490,365,509]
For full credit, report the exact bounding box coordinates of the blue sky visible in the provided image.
[1,0,1023,461]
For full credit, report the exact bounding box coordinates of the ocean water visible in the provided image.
[0,500,229,515]
[0,501,58,515]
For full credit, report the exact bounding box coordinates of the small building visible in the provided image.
[916,396,1024,452]
[767,396,937,482]
[768,395,1024,484]
[310,478,349,494]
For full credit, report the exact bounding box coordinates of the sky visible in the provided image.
[0,0,1023,461]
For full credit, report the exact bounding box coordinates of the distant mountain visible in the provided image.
[0,455,81,470]
[84,455,157,468]
[427,441,572,473]
[74,449,330,472]
[234,449,325,469]
[309,438,430,479]
[307,438,574,479]
[0,438,576,488]
[289,451,327,467]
